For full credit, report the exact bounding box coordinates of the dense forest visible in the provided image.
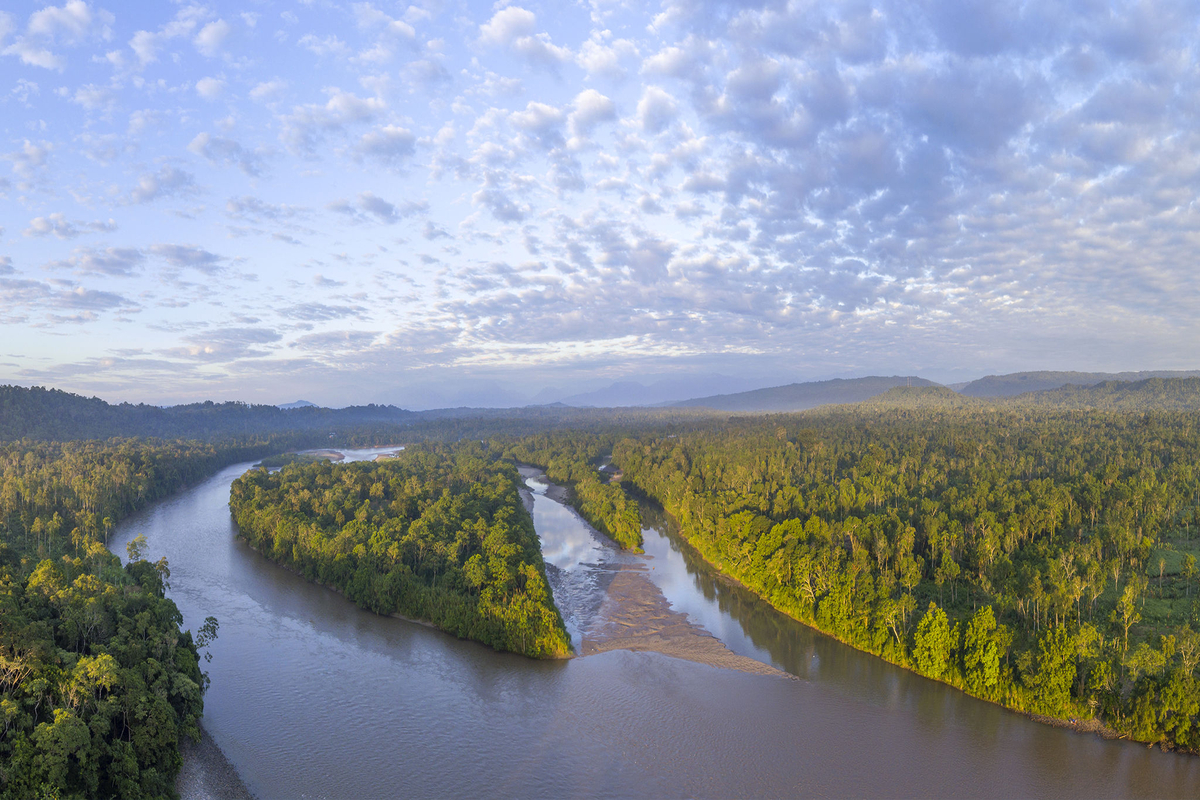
[0,436,299,798]
[0,385,418,442]
[600,404,1200,750]
[229,444,571,658]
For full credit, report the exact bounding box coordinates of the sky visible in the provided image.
[2,0,1200,409]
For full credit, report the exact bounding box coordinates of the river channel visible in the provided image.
[109,449,1200,798]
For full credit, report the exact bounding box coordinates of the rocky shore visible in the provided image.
[177,724,256,800]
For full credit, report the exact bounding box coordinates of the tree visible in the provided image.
[913,602,952,679]
[125,534,147,564]
[963,606,1001,698]
[1113,582,1141,655]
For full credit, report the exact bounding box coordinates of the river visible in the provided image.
[109,449,1200,798]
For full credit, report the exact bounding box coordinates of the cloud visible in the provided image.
[24,213,116,239]
[569,89,616,140]
[195,76,224,100]
[46,246,144,277]
[194,19,230,57]
[479,6,569,70]
[637,87,678,134]
[355,125,415,166]
[292,329,379,352]
[328,192,428,224]
[249,79,286,103]
[2,1,113,71]
[226,196,304,222]
[511,102,564,150]
[129,6,208,66]
[0,256,13,276]
[280,303,367,321]
[188,133,262,176]
[170,327,282,361]
[149,244,224,273]
[6,139,51,181]
[298,34,348,57]
[281,91,384,154]
[128,166,196,204]
[479,7,536,46]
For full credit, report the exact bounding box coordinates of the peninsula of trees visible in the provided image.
[229,444,571,658]
[0,436,291,797]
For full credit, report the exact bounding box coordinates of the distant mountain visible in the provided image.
[557,374,771,408]
[958,370,1200,397]
[665,376,941,412]
[278,400,318,409]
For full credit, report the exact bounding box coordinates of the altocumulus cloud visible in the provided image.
[2,0,1200,405]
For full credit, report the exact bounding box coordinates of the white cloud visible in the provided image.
[194,19,230,57]
[569,89,616,139]
[298,34,348,57]
[196,76,224,99]
[479,7,536,46]
[356,125,416,166]
[281,91,384,154]
[479,6,569,69]
[1,1,113,70]
[6,139,51,180]
[637,87,678,134]
[249,79,286,103]
[188,132,262,176]
[24,213,116,238]
[128,166,196,204]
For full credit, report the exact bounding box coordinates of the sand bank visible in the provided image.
[581,565,789,678]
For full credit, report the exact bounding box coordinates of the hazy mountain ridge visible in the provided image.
[861,377,1200,413]
[957,370,1200,397]
[665,376,942,412]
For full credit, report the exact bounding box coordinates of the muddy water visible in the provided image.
[108,452,1200,799]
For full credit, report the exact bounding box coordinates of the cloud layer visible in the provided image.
[1,0,1199,407]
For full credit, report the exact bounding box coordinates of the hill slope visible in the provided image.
[666,376,941,412]
[958,370,1200,397]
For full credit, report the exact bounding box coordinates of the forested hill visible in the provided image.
[0,384,416,441]
[863,379,1200,413]
[666,376,941,412]
[1022,378,1200,411]
[958,370,1200,398]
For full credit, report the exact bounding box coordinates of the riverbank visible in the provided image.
[177,723,255,800]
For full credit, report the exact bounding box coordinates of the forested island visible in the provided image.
[229,444,571,658]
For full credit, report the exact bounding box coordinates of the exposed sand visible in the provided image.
[299,449,345,461]
[517,465,790,680]
[177,723,256,800]
[581,566,790,678]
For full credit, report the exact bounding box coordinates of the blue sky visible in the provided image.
[2,0,1199,408]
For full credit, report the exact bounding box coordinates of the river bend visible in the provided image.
[107,449,1200,798]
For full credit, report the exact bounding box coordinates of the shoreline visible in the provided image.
[176,721,255,800]
[645,500,1146,748]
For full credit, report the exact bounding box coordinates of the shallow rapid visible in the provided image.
[107,451,1200,799]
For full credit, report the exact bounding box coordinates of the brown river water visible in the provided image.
[108,449,1200,798]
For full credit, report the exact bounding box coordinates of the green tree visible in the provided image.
[913,602,952,679]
